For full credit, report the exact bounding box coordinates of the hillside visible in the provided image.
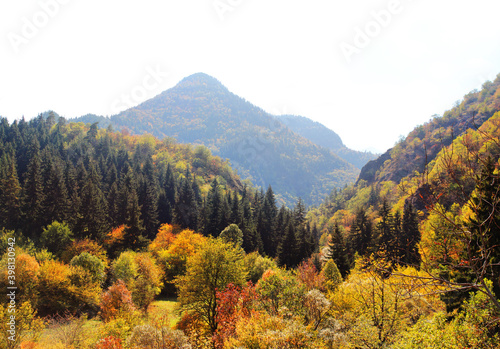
[358,77,500,185]
[277,114,378,169]
[310,74,500,276]
[74,73,361,206]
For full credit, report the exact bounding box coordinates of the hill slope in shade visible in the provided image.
[277,114,378,169]
[74,73,361,206]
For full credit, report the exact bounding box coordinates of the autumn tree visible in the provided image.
[176,238,246,334]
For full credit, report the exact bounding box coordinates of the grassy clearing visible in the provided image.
[148,297,180,328]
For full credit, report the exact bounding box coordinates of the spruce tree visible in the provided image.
[22,140,45,237]
[326,222,350,278]
[205,178,223,236]
[401,202,420,266]
[77,163,109,241]
[158,163,175,224]
[350,207,373,256]
[468,157,500,297]
[173,168,199,230]
[259,185,278,257]
[277,223,299,268]
[43,160,70,225]
[140,155,159,238]
[0,155,22,230]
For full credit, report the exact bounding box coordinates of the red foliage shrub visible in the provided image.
[99,280,136,322]
[95,336,123,349]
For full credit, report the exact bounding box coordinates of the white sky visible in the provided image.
[1,0,500,153]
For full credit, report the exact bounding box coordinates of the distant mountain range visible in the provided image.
[277,115,377,169]
[73,73,376,206]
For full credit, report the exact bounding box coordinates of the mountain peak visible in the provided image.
[177,72,223,88]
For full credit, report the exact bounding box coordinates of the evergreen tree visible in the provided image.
[0,155,22,230]
[296,223,315,262]
[205,178,224,236]
[376,200,398,263]
[326,222,350,278]
[107,181,120,227]
[350,207,373,256]
[293,197,307,227]
[173,168,199,230]
[65,161,81,229]
[277,223,299,268]
[468,157,500,297]
[140,155,159,239]
[259,185,278,257]
[158,163,175,224]
[229,191,242,225]
[43,160,70,225]
[275,205,290,247]
[401,202,421,266]
[22,139,45,236]
[77,163,109,240]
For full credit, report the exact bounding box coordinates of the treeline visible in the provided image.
[0,114,317,265]
[323,198,420,278]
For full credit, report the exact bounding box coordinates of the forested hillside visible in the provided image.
[1,76,500,348]
[278,114,378,169]
[301,75,500,347]
[0,113,326,347]
[75,73,360,206]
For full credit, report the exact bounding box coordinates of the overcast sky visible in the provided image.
[1,0,500,153]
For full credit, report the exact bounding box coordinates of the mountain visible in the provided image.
[73,73,362,206]
[358,76,500,186]
[277,114,378,169]
[312,73,500,230]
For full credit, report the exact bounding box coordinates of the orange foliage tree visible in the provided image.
[100,280,136,322]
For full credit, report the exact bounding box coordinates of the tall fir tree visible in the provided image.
[140,155,159,239]
[158,163,176,224]
[350,207,373,257]
[22,139,45,237]
[173,168,199,230]
[401,202,420,266]
[0,155,22,230]
[277,223,299,268]
[77,163,109,241]
[205,178,224,236]
[326,222,350,278]
[259,185,278,257]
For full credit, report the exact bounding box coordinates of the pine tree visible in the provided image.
[205,178,224,236]
[173,168,199,230]
[259,185,278,257]
[277,223,299,268]
[77,163,109,240]
[229,191,242,225]
[350,207,373,256]
[293,198,307,226]
[297,223,315,262]
[43,160,70,224]
[376,200,397,263]
[140,155,159,239]
[0,155,22,230]
[65,161,81,229]
[158,163,175,224]
[326,222,350,278]
[401,202,420,266]
[22,139,45,237]
[275,205,290,247]
[241,188,263,253]
[468,157,500,297]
